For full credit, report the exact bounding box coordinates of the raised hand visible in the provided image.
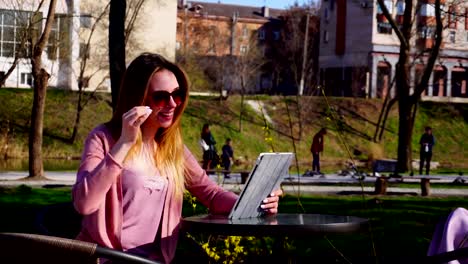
[120,106,153,145]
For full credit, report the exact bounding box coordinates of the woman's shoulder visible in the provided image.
[87,124,114,141]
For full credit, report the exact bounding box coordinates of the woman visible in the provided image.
[201,123,217,170]
[72,53,282,263]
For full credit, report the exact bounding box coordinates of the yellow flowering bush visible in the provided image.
[187,233,277,263]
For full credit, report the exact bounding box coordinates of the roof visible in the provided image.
[179,1,284,19]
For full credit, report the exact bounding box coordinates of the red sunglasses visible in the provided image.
[151,89,183,107]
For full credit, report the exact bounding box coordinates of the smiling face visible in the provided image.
[144,69,182,130]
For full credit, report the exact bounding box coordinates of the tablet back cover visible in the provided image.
[228,152,294,219]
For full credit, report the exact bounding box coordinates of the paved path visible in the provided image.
[0,171,466,196]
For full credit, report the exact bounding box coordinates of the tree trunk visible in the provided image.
[109,0,127,112]
[395,45,412,173]
[28,0,57,179]
[395,57,413,173]
[29,69,49,179]
[397,96,412,173]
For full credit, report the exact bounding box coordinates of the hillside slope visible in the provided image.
[0,89,466,172]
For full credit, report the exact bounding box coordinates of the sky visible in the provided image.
[193,0,311,10]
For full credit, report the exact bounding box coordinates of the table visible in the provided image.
[181,214,369,262]
[181,213,369,237]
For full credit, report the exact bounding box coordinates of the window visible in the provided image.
[242,26,248,38]
[420,4,435,16]
[449,31,456,43]
[273,31,280,40]
[20,72,32,86]
[258,29,265,40]
[448,6,457,29]
[377,0,393,14]
[44,14,71,60]
[396,1,405,15]
[79,43,89,59]
[80,14,92,29]
[240,45,248,55]
[378,22,392,34]
[0,10,41,58]
[47,15,60,60]
[418,26,435,38]
[208,25,216,53]
[192,42,200,53]
[324,8,329,22]
[207,43,215,53]
[175,41,181,50]
[323,30,329,43]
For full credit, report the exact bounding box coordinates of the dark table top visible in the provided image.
[181,213,369,237]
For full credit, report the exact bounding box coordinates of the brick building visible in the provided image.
[319,0,468,102]
[176,1,288,94]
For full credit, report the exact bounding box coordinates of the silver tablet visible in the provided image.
[228,152,294,219]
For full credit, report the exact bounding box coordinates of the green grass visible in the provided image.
[0,89,467,173]
[1,186,467,263]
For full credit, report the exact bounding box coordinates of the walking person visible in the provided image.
[221,138,234,179]
[72,53,283,264]
[310,128,327,175]
[201,123,217,170]
[419,126,435,175]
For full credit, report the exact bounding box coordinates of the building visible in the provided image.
[318,0,468,102]
[176,1,287,94]
[0,0,177,91]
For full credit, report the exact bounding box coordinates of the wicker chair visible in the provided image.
[0,232,162,264]
[425,246,468,263]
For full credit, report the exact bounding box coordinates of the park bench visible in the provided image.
[372,159,440,196]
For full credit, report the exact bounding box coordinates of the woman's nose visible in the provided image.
[167,95,177,107]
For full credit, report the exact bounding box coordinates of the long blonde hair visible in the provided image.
[106,53,189,199]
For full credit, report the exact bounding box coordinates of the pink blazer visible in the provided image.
[72,125,238,263]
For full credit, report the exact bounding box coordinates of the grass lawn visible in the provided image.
[1,185,467,263]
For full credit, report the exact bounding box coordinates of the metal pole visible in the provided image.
[299,10,310,95]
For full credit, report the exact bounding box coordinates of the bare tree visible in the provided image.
[28,0,58,179]
[267,4,320,141]
[230,38,265,131]
[68,0,149,143]
[70,0,147,143]
[69,2,111,143]
[271,4,320,95]
[124,0,146,44]
[376,0,443,172]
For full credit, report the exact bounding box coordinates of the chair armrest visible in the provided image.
[426,247,468,263]
[0,233,162,264]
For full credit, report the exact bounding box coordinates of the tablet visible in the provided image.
[228,152,294,219]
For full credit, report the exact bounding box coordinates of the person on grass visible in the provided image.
[200,123,217,170]
[221,138,234,179]
[310,128,327,175]
[419,126,435,175]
